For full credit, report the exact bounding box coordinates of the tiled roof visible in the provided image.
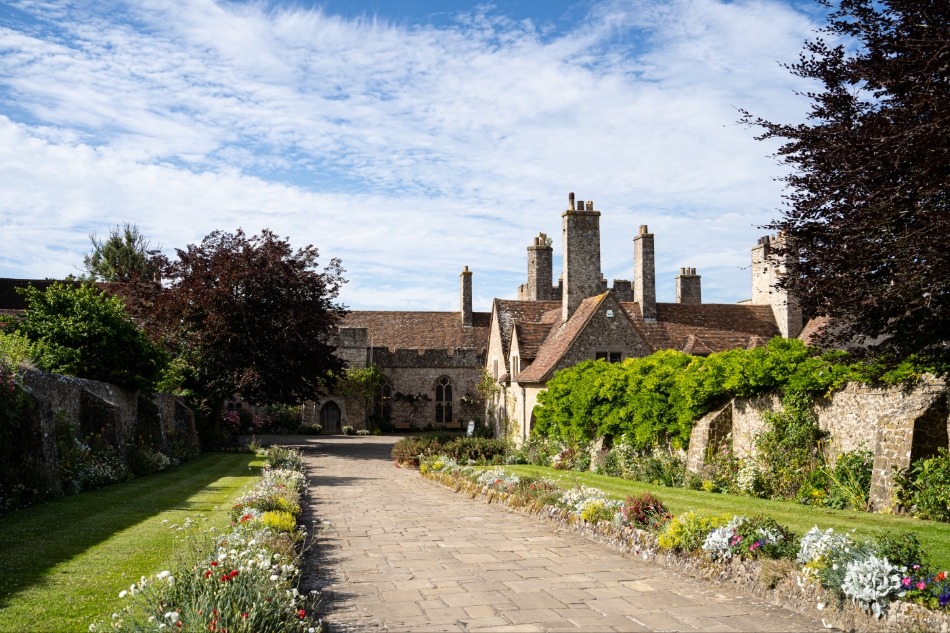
[493,299,560,368]
[799,316,829,346]
[513,321,556,360]
[514,294,608,383]
[621,302,780,355]
[341,311,491,353]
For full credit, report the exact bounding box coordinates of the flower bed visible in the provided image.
[93,446,321,633]
[420,457,950,632]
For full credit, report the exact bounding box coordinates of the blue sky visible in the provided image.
[0,0,828,310]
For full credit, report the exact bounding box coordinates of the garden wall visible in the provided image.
[686,375,950,511]
[18,369,197,482]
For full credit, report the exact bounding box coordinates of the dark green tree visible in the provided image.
[14,283,168,393]
[742,0,950,365]
[83,223,161,282]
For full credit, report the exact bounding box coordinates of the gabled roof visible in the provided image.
[515,293,648,383]
[340,311,491,353]
[621,302,779,355]
[492,299,560,364]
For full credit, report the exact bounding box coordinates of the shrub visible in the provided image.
[391,435,508,468]
[814,449,874,511]
[342,425,354,435]
[127,444,171,477]
[658,511,731,551]
[618,493,671,530]
[295,424,321,435]
[13,282,168,394]
[615,445,688,488]
[753,393,828,501]
[874,531,928,570]
[841,555,906,617]
[893,448,950,521]
[732,515,797,560]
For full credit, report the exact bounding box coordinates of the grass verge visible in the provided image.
[500,464,950,570]
[0,452,263,633]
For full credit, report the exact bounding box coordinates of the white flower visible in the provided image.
[816,603,824,611]
[156,571,171,579]
[118,590,128,598]
[164,612,179,623]
[161,519,168,524]
[270,574,280,581]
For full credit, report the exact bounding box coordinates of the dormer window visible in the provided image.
[606,309,614,317]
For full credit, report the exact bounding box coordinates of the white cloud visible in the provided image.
[0,0,823,308]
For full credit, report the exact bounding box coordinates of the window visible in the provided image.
[435,377,453,424]
[374,381,392,425]
[596,352,622,363]
[610,352,621,363]
[493,359,499,379]
[595,352,608,361]
[513,356,519,375]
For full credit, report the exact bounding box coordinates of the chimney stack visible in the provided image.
[633,225,657,320]
[562,194,603,321]
[676,267,701,304]
[460,266,473,327]
[751,233,802,338]
[526,232,553,300]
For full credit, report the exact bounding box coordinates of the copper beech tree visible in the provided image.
[743,0,950,365]
[135,229,346,437]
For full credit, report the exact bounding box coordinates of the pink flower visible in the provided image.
[916,582,927,591]
[902,577,912,587]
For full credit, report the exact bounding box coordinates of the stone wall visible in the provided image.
[686,376,950,510]
[17,369,197,482]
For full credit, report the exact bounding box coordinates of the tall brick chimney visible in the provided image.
[526,233,553,301]
[562,193,602,322]
[676,268,701,304]
[633,225,657,320]
[751,234,802,338]
[460,266,473,327]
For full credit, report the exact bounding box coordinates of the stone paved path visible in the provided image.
[295,436,828,632]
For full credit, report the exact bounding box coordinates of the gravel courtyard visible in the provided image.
[291,435,828,632]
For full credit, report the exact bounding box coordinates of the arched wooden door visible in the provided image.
[320,401,342,433]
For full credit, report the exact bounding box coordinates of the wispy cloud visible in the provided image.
[0,0,822,309]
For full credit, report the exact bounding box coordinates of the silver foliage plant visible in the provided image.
[840,555,906,618]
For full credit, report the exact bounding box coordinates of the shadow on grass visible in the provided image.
[0,452,259,609]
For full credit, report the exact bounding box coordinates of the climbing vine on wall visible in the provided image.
[532,337,946,449]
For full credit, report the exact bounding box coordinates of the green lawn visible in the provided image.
[0,452,263,633]
[499,465,950,570]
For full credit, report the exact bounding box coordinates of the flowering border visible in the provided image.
[419,466,950,633]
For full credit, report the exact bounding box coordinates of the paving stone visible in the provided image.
[297,436,827,633]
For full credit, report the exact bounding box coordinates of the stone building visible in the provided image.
[0,193,804,436]
[484,193,797,442]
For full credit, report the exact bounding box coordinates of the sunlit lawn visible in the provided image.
[0,452,264,633]
[496,464,950,570]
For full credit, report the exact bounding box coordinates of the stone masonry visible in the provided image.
[685,376,950,511]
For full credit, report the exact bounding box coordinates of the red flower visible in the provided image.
[205,570,212,578]
[298,609,306,619]
[176,623,182,628]
[241,613,248,618]
[265,598,271,602]
[230,570,239,577]
[220,575,230,582]
[210,561,218,567]
[938,572,947,581]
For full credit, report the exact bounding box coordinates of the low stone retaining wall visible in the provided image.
[422,470,950,633]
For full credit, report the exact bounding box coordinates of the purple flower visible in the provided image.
[939,594,950,608]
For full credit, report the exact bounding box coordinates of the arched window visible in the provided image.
[374,380,392,425]
[435,377,453,424]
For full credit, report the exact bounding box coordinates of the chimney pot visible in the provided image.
[587,201,593,210]
[568,192,575,211]
[680,267,686,275]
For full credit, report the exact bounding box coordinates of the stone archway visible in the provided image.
[320,401,342,433]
